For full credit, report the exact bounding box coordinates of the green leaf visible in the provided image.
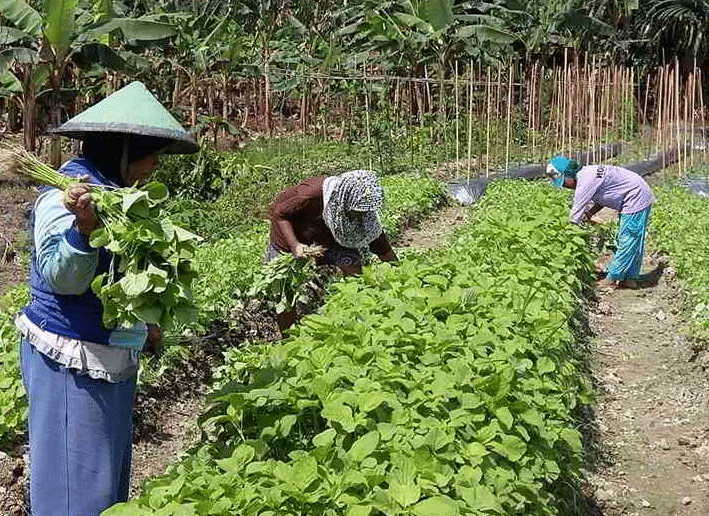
[348,431,379,462]
[495,407,514,430]
[133,304,162,324]
[0,26,30,45]
[312,428,336,448]
[460,485,503,512]
[560,428,582,452]
[122,191,150,217]
[420,0,454,31]
[322,402,355,432]
[388,469,420,508]
[144,181,168,202]
[292,455,318,490]
[0,0,41,37]
[44,0,79,60]
[86,17,177,41]
[520,409,544,428]
[537,356,555,374]
[121,273,150,296]
[277,414,297,437]
[411,495,459,516]
[358,392,387,413]
[216,444,254,473]
[492,434,526,462]
[0,70,21,96]
[346,506,372,516]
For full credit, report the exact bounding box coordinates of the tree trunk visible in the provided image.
[49,73,62,168]
[172,73,181,109]
[265,64,272,137]
[207,81,214,117]
[22,69,37,152]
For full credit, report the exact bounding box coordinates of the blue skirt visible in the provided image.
[20,338,136,516]
[606,206,651,281]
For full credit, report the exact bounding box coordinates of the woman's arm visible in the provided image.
[369,233,398,263]
[34,189,99,295]
[270,180,324,257]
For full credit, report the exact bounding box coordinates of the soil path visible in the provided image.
[396,201,469,250]
[587,238,709,513]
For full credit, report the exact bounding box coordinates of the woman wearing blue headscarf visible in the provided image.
[547,155,654,289]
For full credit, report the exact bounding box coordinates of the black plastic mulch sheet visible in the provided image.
[445,143,689,205]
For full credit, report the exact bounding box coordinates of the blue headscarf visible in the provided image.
[547,155,581,188]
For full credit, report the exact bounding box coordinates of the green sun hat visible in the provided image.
[51,81,198,154]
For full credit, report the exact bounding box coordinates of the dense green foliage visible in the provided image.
[104,181,595,516]
[186,171,446,329]
[651,184,709,336]
[0,285,28,447]
[0,159,447,444]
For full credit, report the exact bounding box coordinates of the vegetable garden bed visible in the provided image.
[105,180,597,516]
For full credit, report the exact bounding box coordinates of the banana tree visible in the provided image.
[0,0,176,162]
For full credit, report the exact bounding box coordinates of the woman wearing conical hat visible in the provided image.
[16,82,198,516]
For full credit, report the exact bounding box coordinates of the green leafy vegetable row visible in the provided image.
[106,181,595,516]
[650,184,709,336]
[0,285,28,447]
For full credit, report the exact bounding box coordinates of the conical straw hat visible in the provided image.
[51,81,198,154]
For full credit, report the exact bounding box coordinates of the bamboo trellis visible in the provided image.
[9,58,707,180]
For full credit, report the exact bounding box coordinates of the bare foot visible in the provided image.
[618,279,638,289]
[596,278,617,290]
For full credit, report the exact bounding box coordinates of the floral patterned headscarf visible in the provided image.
[322,170,384,249]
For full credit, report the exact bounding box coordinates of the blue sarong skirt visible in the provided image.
[606,206,651,281]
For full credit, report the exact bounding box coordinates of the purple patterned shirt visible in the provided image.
[570,165,654,223]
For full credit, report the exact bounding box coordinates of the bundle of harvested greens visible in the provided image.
[7,144,202,330]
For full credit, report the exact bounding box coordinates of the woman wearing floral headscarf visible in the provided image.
[267,170,398,327]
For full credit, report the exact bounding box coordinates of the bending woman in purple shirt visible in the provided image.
[547,155,655,289]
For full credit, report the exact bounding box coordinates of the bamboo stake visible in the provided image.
[699,68,706,166]
[529,61,540,160]
[675,58,682,177]
[424,66,432,115]
[691,60,696,168]
[486,66,491,177]
[468,60,473,179]
[455,60,460,178]
[589,64,595,163]
[505,62,512,175]
[658,64,665,169]
[654,67,660,159]
[561,52,567,154]
[364,63,372,171]
[643,72,650,158]
[631,68,636,149]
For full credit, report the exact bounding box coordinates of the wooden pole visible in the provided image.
[468,60,473,179]
[505,62,513,175]
[589,64,595,163]
[699,68,706,166]
[364,63,372,171]
[691,60,696,168]
[675,58,682,177]
[455,60,460,178]
[486,66,491,177]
